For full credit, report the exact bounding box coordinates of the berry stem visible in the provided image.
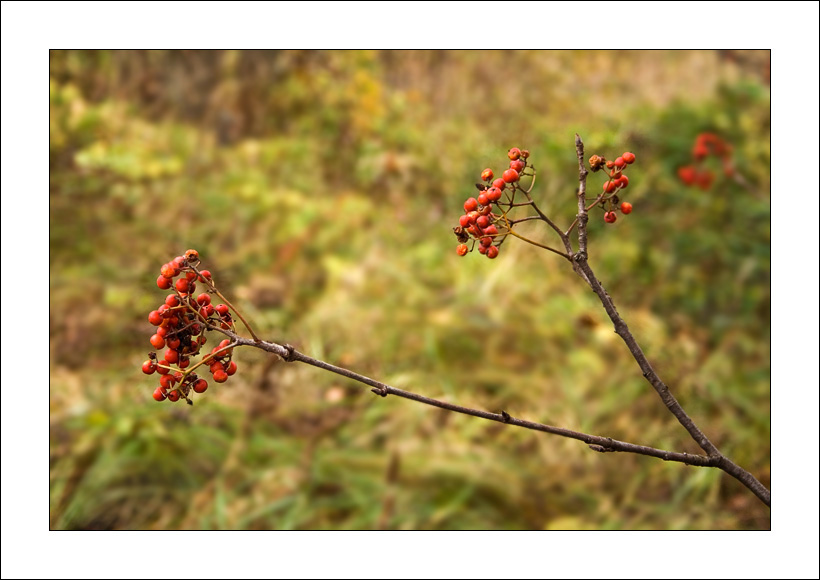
[188,263,261,342]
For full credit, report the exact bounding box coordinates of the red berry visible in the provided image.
[157,275,172,290]
[160,263,177,279]
[175,278,190,293]
[510,159,525,173]
[213,370,229,383]
[476,215,490,229]
[178,357,191,369]
[215,304,230,316]
[478,205,492,216]
[483,224,499,236]
[622,152,636,164]
[477,192,489,206]
[165,294,180,307]
[603,180,617,194]
[165,348,180,364]
[613,157,625,168]
[486,246,499,259]
[605,160,615,169]
[184,249,199,262]
[616,175,629,189]
[677,165,697,185]
[167,337,181,350]
[477,245,487,255]
[502,169,519,183]
[620,202,633,214]
[226,361,237,376]
[692,144,709,160]
[142,360,156,375]
[152,387,167,402]
[150,334,166,349]
[459,214,471,227]
[507,147,521,160]
[464,197,479,212]
[193,379,208,394]
[486,187,502,202]
[156,359,170,375]
[604,211,617,224]
[456,244,468,257]
[196,293,211,306]
[148,310,163,326]
[218,339,232,350]
[481,168,494,181]
[186,271,198,282]
[480,236,492,248]
[160,374,177,390]
[167,390,180,402]
[492,178,506,191]
[696,170,714,190]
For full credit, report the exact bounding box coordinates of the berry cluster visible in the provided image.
[677,132,733,190]
[141,249,239,403]
[588,151,636,224]
[453,147,532,259]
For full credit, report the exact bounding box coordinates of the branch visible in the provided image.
[203,326,733,472]
[569,136,770,507]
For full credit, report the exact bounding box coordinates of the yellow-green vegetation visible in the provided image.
[50,50,770,530]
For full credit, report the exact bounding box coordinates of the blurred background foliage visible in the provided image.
[49,50,770,530]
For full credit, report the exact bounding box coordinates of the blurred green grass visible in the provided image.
[49,50,770,530]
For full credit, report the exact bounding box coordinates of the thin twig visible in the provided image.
[205,326,722,469]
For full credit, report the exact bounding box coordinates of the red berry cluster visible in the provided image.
[588,151,636,224]
[141,249,239,403]
[454,147,531,259]
[677,132,733,190]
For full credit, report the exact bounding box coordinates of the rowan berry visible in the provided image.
[160,263,177,279]
[159,374,177,390]
[477,192,489,206]
[213,370,229,383]
[464,197,479,212]
[165,348,180,364]
[215,304,230,316]
[226,361,238,376]
[481,168,494,181]
[502,169,519,183]
[604,211,617,224]
[486,246,499,259]
[193,379,208,394]
[175,278,190,293]
[459,214,471,227]
[148,310,163,326]
[167,390,181,402]
[492,178,506,191]
[613,157,625,169]
[156,359,170,375]
[184,249,199,262]
[508,147,521,160]
[486,187,502,202]
[456,244,468,256]
[603,180,617,194]
[153,387,167,402]
[142,360,156,375]
[510,159,526,173]
[198,270,212,282]
[620,202,633,214]
[150,334,166,349]
[157,275,172,290]
[476,215,490,229]
[616,175,629,189]
[622,152,635,164]
[165,294,180,307]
